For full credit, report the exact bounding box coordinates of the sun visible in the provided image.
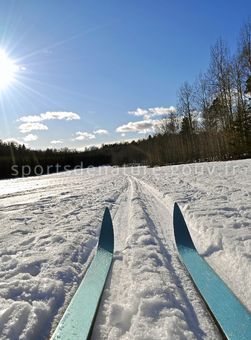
[0,49,19,91]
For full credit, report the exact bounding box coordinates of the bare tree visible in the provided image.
[177,81,197,135]
[235,21,251,147]
[208,38,234,130]
[195,73,213,131]
[156,110,179,135]
[239,20,251,73]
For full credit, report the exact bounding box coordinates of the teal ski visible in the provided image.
[51,207,114,340]
[173,202,251,339]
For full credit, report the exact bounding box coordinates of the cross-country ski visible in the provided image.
[51,208,114,340]
[173,202,251,340]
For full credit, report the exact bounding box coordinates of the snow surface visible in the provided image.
[0,159,250,339]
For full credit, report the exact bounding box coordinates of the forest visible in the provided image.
[0,21,250,179]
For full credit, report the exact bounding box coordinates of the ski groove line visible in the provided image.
[93,174,219,339]
[92,176,135,339]
[129,176,220,338]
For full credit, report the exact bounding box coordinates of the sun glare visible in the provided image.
[0,49,19,91]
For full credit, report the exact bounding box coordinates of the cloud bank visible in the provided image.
[129,106,176,119]
[93,129,109,135]
[73,128,109,141]
[3,138,23,145]
[116,120,158,134]
[74,132,96,141]
[50,140,63,145]
[19,123,48,134]
[116,106,176,135]
[19,111,80,123]
[23,134,38,142]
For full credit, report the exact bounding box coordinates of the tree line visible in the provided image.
[0,21,250,179]
[152,20,251,165]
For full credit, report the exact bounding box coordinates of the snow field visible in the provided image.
[0,159,250,339]
[0,171,126,339]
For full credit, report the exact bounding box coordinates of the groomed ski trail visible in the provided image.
[92,176,220,340]
[0,161,250,339]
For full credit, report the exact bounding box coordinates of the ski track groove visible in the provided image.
[93,176,135,339]
[129,177,220,338]
[92,175,220,340]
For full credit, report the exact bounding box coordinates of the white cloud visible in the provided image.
[19,111,80,123]
[50,140,63,145]
[116,106,176,135]
[3,138,23,145]
[23,134,38,142]
[149,106,176,116]
[74,131,96,141]
[116,120,157,134]
[128,106,176,120]
[93,129,109,135]
[128,108,149,116]
[19,115,42,123]
[40,111,80,121]
[19,122,48,134]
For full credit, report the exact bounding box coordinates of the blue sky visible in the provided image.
[0,0,250,149]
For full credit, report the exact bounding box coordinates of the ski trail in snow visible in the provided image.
[1,160,249,339]
[111,176,134,252]
[128,177,221,338]
[92,175,220,340]
[130,176,175,247]
[132,162,251,312]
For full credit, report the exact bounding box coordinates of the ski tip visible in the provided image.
[98,207,114,253]
[173,202,196,250]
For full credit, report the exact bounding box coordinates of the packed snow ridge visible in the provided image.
[0,159,250,339]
